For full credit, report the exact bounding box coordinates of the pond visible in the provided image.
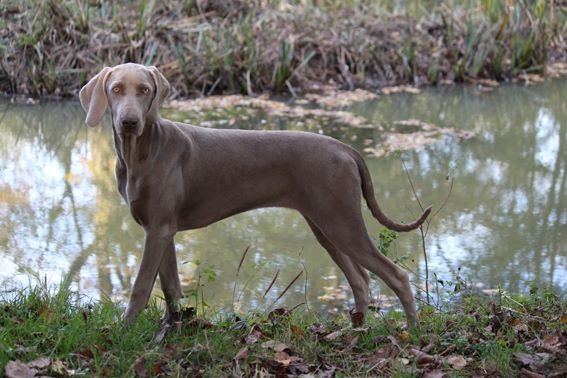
[0,79,565,316]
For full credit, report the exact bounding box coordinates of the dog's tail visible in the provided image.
[351,149,431,232]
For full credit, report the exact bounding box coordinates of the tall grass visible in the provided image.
[0,0,565,97]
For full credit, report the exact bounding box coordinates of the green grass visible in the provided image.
[1,283,565,376]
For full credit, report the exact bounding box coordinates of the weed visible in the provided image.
[1,282,565,376]
[1,1,566,97]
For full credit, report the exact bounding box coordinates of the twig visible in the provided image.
[263,269,280,298]
[267,271,303,310]
[231,246,250,312]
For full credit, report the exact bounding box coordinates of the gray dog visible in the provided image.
[79,63,431,327]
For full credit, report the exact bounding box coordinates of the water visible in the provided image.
[0,79,565,315]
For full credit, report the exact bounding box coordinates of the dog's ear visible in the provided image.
[146,66,170,122]
[79,67,113,127]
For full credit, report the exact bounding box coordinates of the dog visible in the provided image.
[79,63,431,326]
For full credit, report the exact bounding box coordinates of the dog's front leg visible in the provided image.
[124,233,173,325]
[158,239,183,323]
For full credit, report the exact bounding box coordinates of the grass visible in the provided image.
[1,283,565,376]
[1,0,566,98]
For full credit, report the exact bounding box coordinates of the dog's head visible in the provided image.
[79,63,170,136]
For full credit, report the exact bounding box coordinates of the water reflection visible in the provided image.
[350,79,566,295]
[0,79,565,316]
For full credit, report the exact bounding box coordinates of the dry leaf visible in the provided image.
[340,336,359,353]
[132,357,147,377]
[273,350,292,366]
[261,340,288,352]
[245,326,263,345]
[423,369,445,378]
[50,359,75,377]
[308,323,326,335]
[514,322,529,334]
[420,335,439,354]
[513,352,544,370]
[520,368,545,378]
[27,357,51,370]
[350,311,364,327]
[5,360,37,378]
[446,355,467,370]
[542,333,563,353]
[409,348,436,365]
[234,346,249,361]
[323,330,343,341]
[290,324,304,337]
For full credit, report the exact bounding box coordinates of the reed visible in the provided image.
[1,0,565,97]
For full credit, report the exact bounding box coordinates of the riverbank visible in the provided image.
[1,284,565,377]
[1,1,566,98]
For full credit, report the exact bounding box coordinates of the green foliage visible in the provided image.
[183,259,217,314]
[377,228,398,256]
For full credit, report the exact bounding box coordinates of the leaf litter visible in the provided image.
[5,293,566,377]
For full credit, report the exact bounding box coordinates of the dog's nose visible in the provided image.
[121,118,139,130]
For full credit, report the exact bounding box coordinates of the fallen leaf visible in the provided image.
[542,333,564,353]
[370,344,400,360]
[5,360,37,378]
[350,311,364,327]
[27,357,51,370]
[513,322,529,334]
[132,357,147,377]
[246,326,263,345]
[50,359,75,376]
[290,324,304,337]
[314,363,336,377]
[234,346,249,362]
[323,330,342,341]
[77,348,94,360]
[340,335,359,353]
[420,334,439,353]
[513,352,544,371]
[261,340,288,352]
[289,361,310,374]
[520,368,545,378]
[446,355,467,370]
[151,361,165,376]
[409,348,436,365]
[273,350,292,366]
[154,323,170,343]
[423,368,445,378]
[268,308,289,319]
[308,323,326,335]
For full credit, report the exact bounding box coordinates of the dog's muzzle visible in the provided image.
[119,117,141,135]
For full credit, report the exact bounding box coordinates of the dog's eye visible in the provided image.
[112,86,120,94]
[141,87,150,95]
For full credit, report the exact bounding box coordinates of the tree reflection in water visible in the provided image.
[0,79,565,315]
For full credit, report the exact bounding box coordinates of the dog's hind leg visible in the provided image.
[304,217,370,325]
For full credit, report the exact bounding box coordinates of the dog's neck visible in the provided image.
[112,122,153,170]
